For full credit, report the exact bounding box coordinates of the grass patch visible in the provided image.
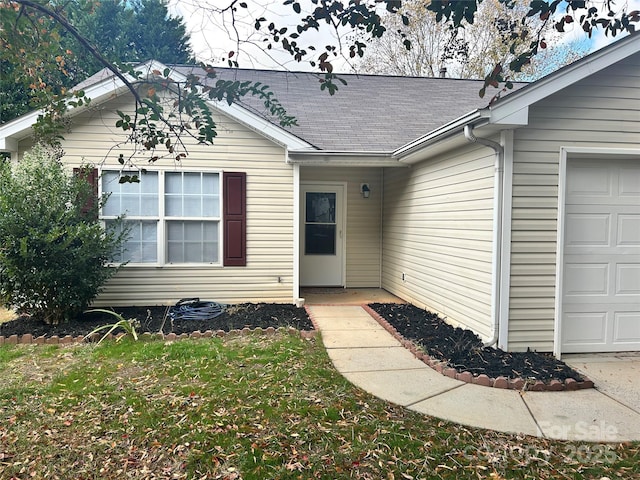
[0,334,638,479]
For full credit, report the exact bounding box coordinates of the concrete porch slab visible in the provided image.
[302,288,405,305]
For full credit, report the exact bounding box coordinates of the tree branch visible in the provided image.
[14,0,144,108]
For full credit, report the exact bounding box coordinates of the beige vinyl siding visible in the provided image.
[508,52,640,351]
[18,92,294,306]
[382,144,496,339]
[300,166,383,287]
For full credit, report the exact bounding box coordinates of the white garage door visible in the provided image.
[562,158,640,353]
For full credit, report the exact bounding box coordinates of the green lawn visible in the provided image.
[0,334,637,479]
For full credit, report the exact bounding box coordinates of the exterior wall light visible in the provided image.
[361,183,370,198]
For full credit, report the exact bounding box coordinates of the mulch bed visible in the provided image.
[1,301,593,391]
[0,303,314,339]
[367,303,593,391]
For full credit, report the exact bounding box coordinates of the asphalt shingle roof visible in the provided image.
[173,67,495,152]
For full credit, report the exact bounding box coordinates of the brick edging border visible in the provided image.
[361,304,594,392]
[304,305,322,332]
[0,325,318,346]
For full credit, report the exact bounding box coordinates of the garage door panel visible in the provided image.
[619,167,640,197]
[618,215,640,246]
[613,312,640,345]
[616,264,640,295]
[563,312,608,345]
[562,158,640,353]
[564,263,609,295]
[567,165,612,198]
[614,313,640,344]
[565,214,610,246]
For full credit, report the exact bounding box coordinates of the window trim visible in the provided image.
[99,168,223,267]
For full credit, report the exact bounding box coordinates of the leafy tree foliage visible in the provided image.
[354,0,591,80]
[353,0,457,77]
[131,0,193,64]
[0,145,128,324]
[1,0,297,165]
[0,0,192,123]
[240,0,638,97]
[0,60,30,121]
[0,1,79,123]
[1,0,638,162]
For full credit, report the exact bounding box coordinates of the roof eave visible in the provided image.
[152,64,314,151]
[393,110,487,164]
[287,150,406,167]
[392,34,640,164]
[210,101,314,151]
[0,61,161,151]
[488,33,640,120]
[0,60,315,153]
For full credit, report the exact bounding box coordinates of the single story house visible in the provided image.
[1,34,639,356]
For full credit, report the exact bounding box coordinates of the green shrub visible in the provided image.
[0,144,128,324]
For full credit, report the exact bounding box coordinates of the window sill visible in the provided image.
[108,263,223,268]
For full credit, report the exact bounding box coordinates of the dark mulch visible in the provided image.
[369,303,585,383]
[2,300,586,385]
[0,303,314,339]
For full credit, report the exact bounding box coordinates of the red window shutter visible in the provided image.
[223,172,246,266]
[73,167,98,218]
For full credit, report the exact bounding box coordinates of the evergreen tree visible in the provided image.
[0,61,30,122]
[132,0,193,64]
[0,0,192,123]
[68,0,193,74]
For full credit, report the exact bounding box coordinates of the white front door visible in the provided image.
[561,158,640,353]
[300,184,345,286]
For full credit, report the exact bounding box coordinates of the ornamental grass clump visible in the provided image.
[0,144,128,324]
[84,309,139,344]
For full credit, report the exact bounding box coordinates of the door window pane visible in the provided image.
[305,224,336,255]
[305,192,336,223]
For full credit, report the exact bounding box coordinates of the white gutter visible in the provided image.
[464,124,504,348]
[287,151,405,168]
[289,150,392,157]
[394,110,486,162]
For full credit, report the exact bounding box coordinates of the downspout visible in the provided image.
[379,168,385,289]
[464,125,504,348]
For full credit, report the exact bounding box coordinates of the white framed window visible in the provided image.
[101,170,221,265]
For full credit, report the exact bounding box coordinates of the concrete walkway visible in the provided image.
[308,305,640,442]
